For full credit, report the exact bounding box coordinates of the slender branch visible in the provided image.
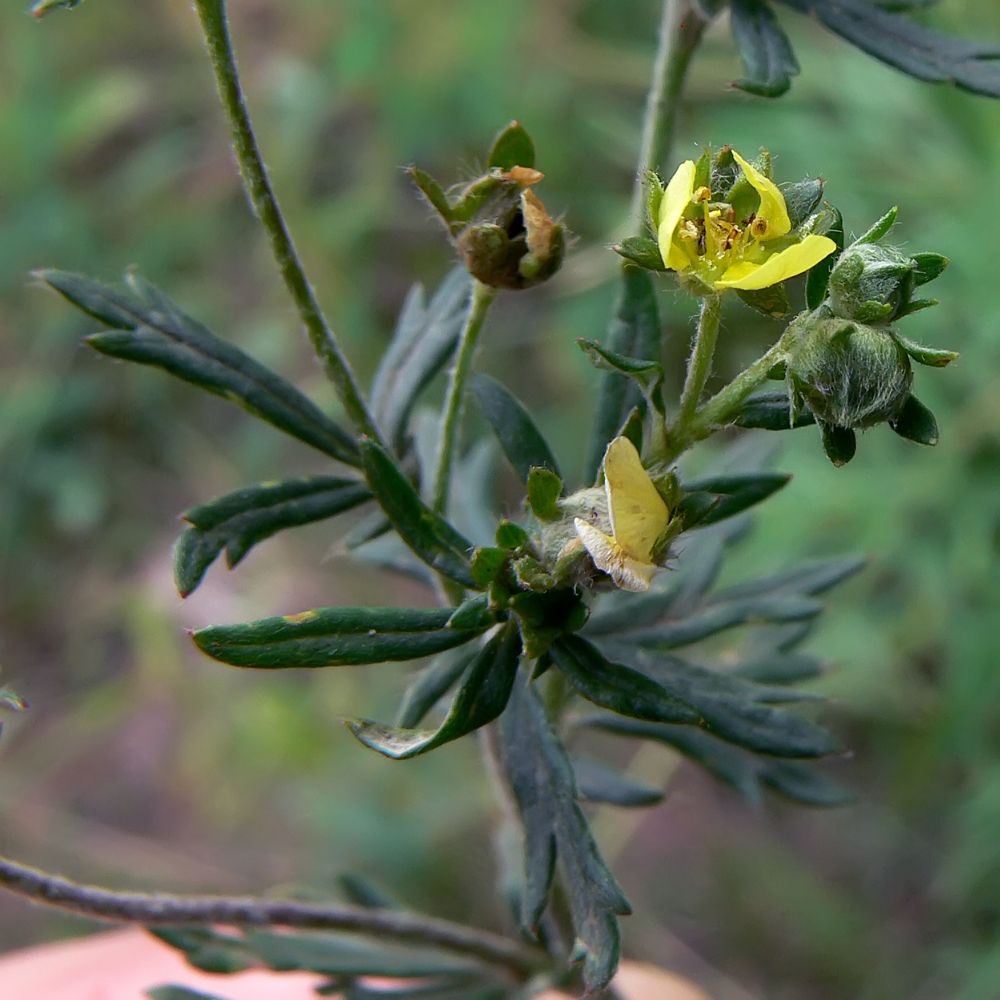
[628,0,707,234]
[192,0,385,449]
[0,855,547,978]
[674,293,722,434]
[433,280,498,514]
[691,327,794,435]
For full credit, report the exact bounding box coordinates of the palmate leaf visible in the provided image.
[730,0,800,97]
[174,476,372,597]
[584,714,853,808]
[371,268,472,453]
[585,266,662,482]
[40,270,360,466]
[777,0,1000,97]
[192,597,495,669]
[499,676,631,993]
[349,621,521,759]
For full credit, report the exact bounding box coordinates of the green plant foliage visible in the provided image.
[730,0,800,97]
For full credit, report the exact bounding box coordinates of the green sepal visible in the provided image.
[406,166,455,224]
[348,622,521,759]
[360,439,475,588]
[510,590,589,659]
[496,520,531,551]
[736,283,790,318]
[677,472,792,529]
[572,757,664,807]
[895,297,938,318]
[730,0,800,97]
[889,393,938,445]
[806,205,843,310]
[470,373,560,482]
[612,236,666,271]
[487,120,536,171]
[470,547,510,589]
[820,421,857,466]
[856,205,898,244]
[780,178,825,228]
[852,299,894,323]
[734,389,817,430]
[911,252,949,286]
[174,476,372,598]
[693,148,712,191]
[41,270,362,466]
[527,468,563,521]
[646,171,665,231]
[894,332,959,367]
[192,601,492,669]
[549,635,701,725]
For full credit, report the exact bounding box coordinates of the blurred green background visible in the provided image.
[1,0,1000,998]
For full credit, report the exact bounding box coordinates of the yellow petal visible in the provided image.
[573,518,657,592]
[715,234,837,291]
[731,150,790,239]
[656,160,696,270]
[602,437,668,561]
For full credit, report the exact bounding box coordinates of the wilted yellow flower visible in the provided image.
[657,150,836,292]
[573,437,669,593]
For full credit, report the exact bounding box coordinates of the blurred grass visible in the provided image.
[1,1,1000,998]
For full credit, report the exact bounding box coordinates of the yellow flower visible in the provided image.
[656,150,836,292]
[573,437,669,593]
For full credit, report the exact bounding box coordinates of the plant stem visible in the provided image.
[193,0,385,449]
[628,0,707,234]
[433,280,498,514]
[0,855,547,979]
[673,293,722,437]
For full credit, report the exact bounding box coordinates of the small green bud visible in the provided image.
[828,242,916,323]
[785,312,913,431]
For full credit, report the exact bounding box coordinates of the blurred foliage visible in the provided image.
[2,0,1000,998]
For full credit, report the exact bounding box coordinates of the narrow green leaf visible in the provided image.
[894,333,959,368]
[717,554,867,601]
[550,635,700,724]
[499,676,630,992]
[147,988,234,1000]
[731,651,825,684]
[337,872,403,910]
[759,759,855,806]
[734,389,817,430]
[730,0,800,97]
[345,979,508,1000]
[371,268,472,451]
[406,166,455,223]
[612,236,667,271]
[470,374,560,483]
[820,422,857,466]
[910,252,949,286]
[193,601,492,669]
[487,121,536,171]
[395,648,477,728]
[890,393,939,445]
[174,477,372,597]
[360,439,476,588]
[678,472,791,528]
[855,205,898,245]
[41,270,360,465]
[349,622,521,758]
[148,928,252,974]
[585,267,661,482]
[573,757,664,807]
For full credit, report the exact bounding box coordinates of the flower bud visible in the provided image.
[828,241,916,323]
[785,312,913,430]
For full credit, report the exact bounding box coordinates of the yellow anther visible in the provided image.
[694,185,712,203]
[751,216,769,238]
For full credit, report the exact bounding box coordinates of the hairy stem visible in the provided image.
[628,0,708,233]
[673,293,722,438]
[193,0,385,448]
[433,280,498,514]
[0,855,547,978]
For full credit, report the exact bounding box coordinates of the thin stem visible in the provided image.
[628,0,707,234]
[433,280,498,514]
[193,0,385,449]
[674,293,722,435]
[0,855,547,979]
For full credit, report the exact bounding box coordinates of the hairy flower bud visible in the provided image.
[828,242,916,323]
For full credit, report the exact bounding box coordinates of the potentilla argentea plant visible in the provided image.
[0,0,991,997]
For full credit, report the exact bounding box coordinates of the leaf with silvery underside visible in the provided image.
[349,622,521,759]
[192,598,494,669]
[573,757,664,807]
[713,554,867,602]
[360,439,476,588]
[394,648,478,728]
[734,389,817,430]
[677,471,791,529]
[550,635,701,725]
[499,676,631,993]
[585,267,661,483]
[730,0,800,97]
[776,0,1000,98]
[470,374,561,483]
[174,476,372,598]
[612,650,840,758]
[371,268,472,453]
[583,714,853,808]
[40,270,360,466]
[731,650,825,685]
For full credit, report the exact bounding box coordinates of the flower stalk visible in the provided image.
[192,0,386,450]
[672,293,722,443]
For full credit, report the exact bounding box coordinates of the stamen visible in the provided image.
[751,216,769,238]
[694,185,712,203]
[678,219,699,242]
